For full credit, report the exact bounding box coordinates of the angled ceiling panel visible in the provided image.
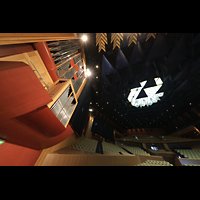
[102,55,115,77]
[166,34,187,64]
[115,49,130,70]
[147,33,168,60]
[129,41,143,66]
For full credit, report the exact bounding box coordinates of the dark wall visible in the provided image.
[91,116,114,142]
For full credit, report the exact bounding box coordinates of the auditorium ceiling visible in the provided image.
[82,33,200,135]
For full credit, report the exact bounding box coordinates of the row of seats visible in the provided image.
[122,145,150,156]
[102,141,127,154]
[183,164,200,166]
[136,160,173,166]
[69,138,98,153]
[175,148,200,159]
[69,138,151,155]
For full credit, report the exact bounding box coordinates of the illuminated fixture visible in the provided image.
[96,33,159,52]
[89,108,93,112]
[111,33,123,50]
[86,69,91,76]
[127,77,164,108]
[82,35,87,42]
[0,139,5,145]
[127,33,141,46]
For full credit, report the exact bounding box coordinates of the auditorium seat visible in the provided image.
[122,145,150,155]
[102,141,127,154]
[136,159,173,166]
[183,164,200,166]
[69,138,98,153]
[175,148,200,159]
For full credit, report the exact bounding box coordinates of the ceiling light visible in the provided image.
[89,108,93,112]
[127,77,164,108]
[86,69,91,76]
[82,35,87,41]
[96,65,99,68]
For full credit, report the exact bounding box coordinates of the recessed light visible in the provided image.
[81,35,87,41]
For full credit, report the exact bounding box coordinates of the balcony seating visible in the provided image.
[136,159,173,166]
[122,145,150,155]
[102,141,127,154]
[69,138,98,153]
[175,148,200,159]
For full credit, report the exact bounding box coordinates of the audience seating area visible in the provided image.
[69,138,151,156]
[136,160,173,166]
[122,145,150,156]
[175,148,200,159]
[183,164,200,166]
[67,136,200,166]
[69,138,98,153]
[102,141,127,154]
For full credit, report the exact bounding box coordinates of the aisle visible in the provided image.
[96,141,103,154]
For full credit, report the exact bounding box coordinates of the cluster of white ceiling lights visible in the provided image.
[128,77,164,108]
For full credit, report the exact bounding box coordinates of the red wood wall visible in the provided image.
[0,142,42,166]
[0,44,75,165]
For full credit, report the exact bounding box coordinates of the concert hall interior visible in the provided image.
[0,33,200,166]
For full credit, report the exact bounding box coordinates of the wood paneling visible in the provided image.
[0,142,42,166]
[0,43,34,58]
[34,132,78,166]
[42,154,137,166]
[0,50,54,91]
[0,33,77,45]
[41,153,165,166]
[0,61,52,121]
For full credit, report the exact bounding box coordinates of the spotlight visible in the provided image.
[86,69,91,76]
[82,35,87,42]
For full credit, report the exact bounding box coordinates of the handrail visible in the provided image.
[30,60,50,92]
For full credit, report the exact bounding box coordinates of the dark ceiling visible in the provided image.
[82,33,200,135]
